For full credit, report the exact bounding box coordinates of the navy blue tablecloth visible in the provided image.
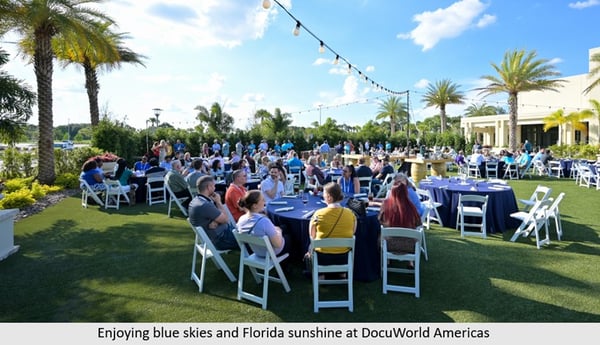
[418,177,520,233]
[266,193,381,282]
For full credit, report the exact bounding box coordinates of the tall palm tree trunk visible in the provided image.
[508,93,518,153]
[34,32,56,185]
[440,105,447,133]
[84,62,100,126]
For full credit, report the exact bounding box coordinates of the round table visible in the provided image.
[265,193,381,282]
[418,177,520,233]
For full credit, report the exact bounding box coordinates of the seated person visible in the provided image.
[133,155,151,171]
[185,159,206,194]
[111,158,138,203]
[164,160,193,208]
[80,160,106,190]
[454,150,466,169]
[305,156,326,187]
[308,183,356,268]
[225,169,248,222]
[159,156,173,171]
[379,183,422,259]
[237,190,290,257]
[370,156,394,194]
[337,165,360,194]
[260,163,285,204]
[188,176,239,250]
[145,157,166,176]
[370,173,425,217]
[515,148,531,170]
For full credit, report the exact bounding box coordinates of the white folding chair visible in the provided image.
[545,192,565,241]
[485,161,499,179]
[548,161,564,178]
[311,237,355,313]
[519,159,534,179]
[288,166,302,189]
[357,176,373,195]
[375,173,396,198]
[146,175,166,205]
[79,178,105,208]
[303,170,320,191]
[503,162,519,180]
[456,194,488,239]
[380,226,423,297]
[165,182,189,217]
[467,162,481,178]
[104,179,130,210]
[533,160,549,176]
[188,220,236,293]
[416,188,443,229]
[510,199,551,249]
[233,231,291,310]
[578,164,597,188]
[518,185,552,212]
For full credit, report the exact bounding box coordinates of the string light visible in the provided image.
[263,0,405,95]
[292,21,301,36]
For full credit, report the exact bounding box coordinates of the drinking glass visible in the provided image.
[302,191,308,206]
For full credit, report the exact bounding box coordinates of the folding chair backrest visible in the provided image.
[79,178,105,207]
[146,175,166,205]
[233,231,291,310]
[311,236,355,313]
[380,226,422,297]
[357,176,372,194]
[188,219,236,293]
[165,182,189,217]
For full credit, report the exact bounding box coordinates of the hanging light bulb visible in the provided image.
[319,41,325,54]
[293,21,301,36]
[262,0,271,9]
[347,64,352,74]
[333,55,339,65]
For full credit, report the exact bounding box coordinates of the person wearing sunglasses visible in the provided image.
[337,164,360,194]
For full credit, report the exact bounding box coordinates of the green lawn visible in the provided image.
[1,176,599,322]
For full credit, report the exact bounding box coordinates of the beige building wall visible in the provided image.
[461,47,600,149]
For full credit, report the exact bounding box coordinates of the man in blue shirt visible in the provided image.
[173,139,185,154]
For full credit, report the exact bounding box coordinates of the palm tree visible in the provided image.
[265,108,292,137]
[0,48,36,144]
[464,103,498,117]
[583,52,600,95]
[589,99,600,141]
[195,102,235,136]
[375,96,407,136]
[2,0,114,184]
[53,22,146,126]
[422,79,465,133]
[476,49,565,153]
[543,109,593,145]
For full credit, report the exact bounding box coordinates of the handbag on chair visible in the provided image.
[346,197,367,217]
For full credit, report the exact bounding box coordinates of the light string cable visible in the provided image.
[263,0,408,97]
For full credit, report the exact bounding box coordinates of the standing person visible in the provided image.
[211,139,221,155]
[247,140,256,156]
[235,139,244,157]
[221,139,230,158]
[237,190,289,257]
[201,142,210,158]
[225,169,248,222]
[308,183,356,267]
[188,176,239,250]
[260,163,284,204]
[173,139,185,154]
[158,139,167,163]
[319,140,330,164]
[378,183,422,257]
[337,164,360,194]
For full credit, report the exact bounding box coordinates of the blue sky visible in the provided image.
[3,0,600,130]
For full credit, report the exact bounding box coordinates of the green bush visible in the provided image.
[55,146,104,175]
[0,188,35,210]
[55,173,80,189]
[3,177,34,193]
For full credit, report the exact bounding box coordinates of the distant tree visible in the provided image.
[195,102,234,136]
[0,48,36,144]
[476,49,565,152]
[376,96,407,136]
[589,99,600,141]
[464,103,497,117]
[422,79,465,133]
[543,109,593,145]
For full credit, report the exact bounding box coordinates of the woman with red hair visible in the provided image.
[378,183,422,255]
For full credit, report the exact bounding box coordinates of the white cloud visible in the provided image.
[365,65,375,72]
[414,79,430,89]
[548,57,563,65]
[397,0,492,51]
[313,58,330,66]
[568,0,599,9]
